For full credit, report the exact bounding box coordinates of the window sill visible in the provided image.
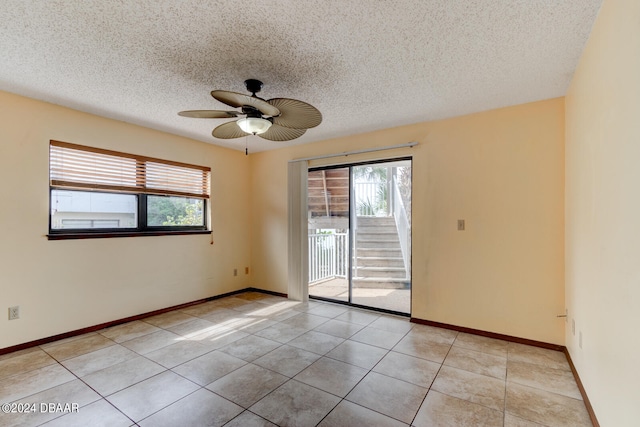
[47,230,211,240]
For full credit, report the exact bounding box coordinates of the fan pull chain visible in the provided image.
[245,136,248,156]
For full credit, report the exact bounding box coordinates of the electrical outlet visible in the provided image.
[245,267,249,275]
[8,306,20,320]
[572,319,575,335]
[457,219,465,231]
[233,269,238,277]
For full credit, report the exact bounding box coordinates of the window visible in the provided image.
[48,140,210,239]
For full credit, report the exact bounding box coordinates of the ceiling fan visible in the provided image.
[178,79,322,143]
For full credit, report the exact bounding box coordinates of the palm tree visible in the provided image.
[353,166,388,216]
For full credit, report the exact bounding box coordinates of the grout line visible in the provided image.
[408,329,460,426]
[45,349,138,426]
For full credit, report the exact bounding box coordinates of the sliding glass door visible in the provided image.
[307,167,350,302]
[307,159,412,314]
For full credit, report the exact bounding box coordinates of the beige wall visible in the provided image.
[251,98,565,344]
[565,0,640,424]
[0,91,252,349]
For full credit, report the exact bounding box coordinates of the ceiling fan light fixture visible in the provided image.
[237,117,272,135]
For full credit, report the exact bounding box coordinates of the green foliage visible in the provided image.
[353,165,388,181]
[397,167,412,222]
[147,196,203,226]
[354,165,388,216]
[163,202,202,226]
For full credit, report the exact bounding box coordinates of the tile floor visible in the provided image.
[0,292,592,427]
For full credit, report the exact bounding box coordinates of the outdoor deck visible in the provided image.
[309,278,410,314]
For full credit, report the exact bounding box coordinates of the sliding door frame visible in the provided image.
[308,156,412,317]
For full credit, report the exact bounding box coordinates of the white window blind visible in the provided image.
[50,141,210,199]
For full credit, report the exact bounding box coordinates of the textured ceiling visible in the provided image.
[0,1,602,153]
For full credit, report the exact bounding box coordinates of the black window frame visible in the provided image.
[47,141,211,240]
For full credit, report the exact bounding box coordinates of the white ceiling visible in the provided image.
[0,1,602,153]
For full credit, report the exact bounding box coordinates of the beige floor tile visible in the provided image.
[107,370,199,421]
[263,307,301,322]
[392,334,452,363]
[318,400,407,427]
[231,301,270,314]
[144,340,211,368]
[27,378,101,407]
[210,297,255,311]
[408,324,458,345]
[0,349,56,380]
[294,357,368,397]
[81,356,166,396]
[200,307,245,324]
[253,345,321,377]
[99,320,161,343]
[139,388,243,427]
[508,342,571,371]
[334,309,381,326]
[325,340,388,369]
[254,322,308,343]
[203,315,263,332]
[251,294,288,304]
[61,345,136,377]
[506,382,591,427]
[250,380,341,426]
[307,303,349,318]
[413,391,504,427]
[346,371,427,424]
[281,313,330,330]
[190,329,250,351]
[234,317,278,334]
[368,316,414,334]
[350,326,405,349]
[507,360,582,399]
[504,413,546,426]
[41,399,132,427]
[287,330,345,355]
[291,300,324,313]
[224,411,277,427]
[120,329,182,354]
[218,335,281,362]
[444,345,507,380]
[235,291,269,301]
[142,310,196,329]
[453,333,509,357]
[166,317,221,337]
[180,301,224,317]
[373,351,440,388]
[0,346,42,362]
[0,364,75,403]
[39,332,98,350]
[431,365,505,411]
[206,363,288,407]
[172,350,246,386]
[313,318,365,338]
[0,379,101,427]
[42,334,115,361]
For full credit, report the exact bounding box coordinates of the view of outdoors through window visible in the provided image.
[308,160,412,314]
[147,196,204,226]
[50,191,204,230]
[50,190,137,229]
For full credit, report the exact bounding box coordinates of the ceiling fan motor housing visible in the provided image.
[244,79,264,96]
